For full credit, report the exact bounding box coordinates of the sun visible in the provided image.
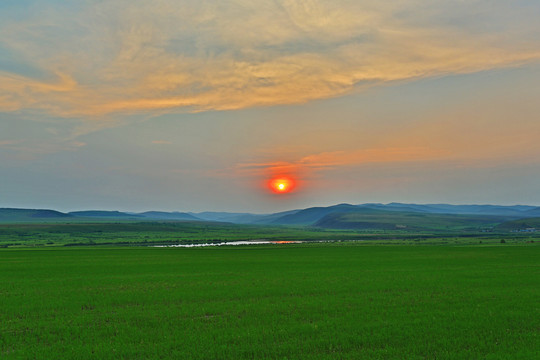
[268,176,295,194]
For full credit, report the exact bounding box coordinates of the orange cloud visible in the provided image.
[237,146,449,177]
[1,1,539,117]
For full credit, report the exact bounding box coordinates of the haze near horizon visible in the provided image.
[1,0,540,213]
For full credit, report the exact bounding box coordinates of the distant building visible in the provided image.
[513,228,537,232]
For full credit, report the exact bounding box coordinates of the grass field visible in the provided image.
[1,221,538,248]
[0,222,384,247]
[1,244,538,359]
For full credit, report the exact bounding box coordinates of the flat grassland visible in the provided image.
[0,222,391,247]
[1,221,537,248]
[1,244,538,359]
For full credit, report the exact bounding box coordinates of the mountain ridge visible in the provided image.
[1,203,538,229]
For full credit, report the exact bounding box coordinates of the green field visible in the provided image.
[1,244,538,359]
[1,221,538,248]
[0,221,369,248]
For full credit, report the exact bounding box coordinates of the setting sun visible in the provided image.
[268,177,295,194]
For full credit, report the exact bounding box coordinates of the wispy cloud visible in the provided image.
[1,0,539,117]
[236,146,450,177]
[0,140,23,149]
[0,138,86,161]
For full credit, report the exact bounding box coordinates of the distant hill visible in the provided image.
[361,203,436,213]
[266,203,538,226]
[271,204,383,225]
[192,211,267,223]
[364,203,538,217]
[524,207,540,217]
[191,209,301,224]
[138,211,201,221]
[495,217,540,232]
[249,209,301,224]
[315,211,506,231]
[0,208,72,222]
[2,202,539,228]
[69,211,143,219]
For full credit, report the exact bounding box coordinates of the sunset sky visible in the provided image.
[1,0,540,213]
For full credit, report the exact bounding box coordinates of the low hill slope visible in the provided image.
[366,203,537,217]
[0,208,72,222]
[69,211,143,219]
[524,207,540,217]
[272,204,385,225]
[495,217,540,231]
[191,210,301,224]
[139,211,201,221]
[191,211,271,224]
[315,211,506,231]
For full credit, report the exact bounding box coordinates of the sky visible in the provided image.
[1,0,540,213]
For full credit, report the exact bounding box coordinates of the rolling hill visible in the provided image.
[495,218,540,232]
[361,203,538,217]
[271,204,387,225]
[69,211,143,219]
[524,207,540,217]
[265,203,534,228]
[0,208,72,222]
[191,209,301,224]
[2,202,539,231]
[314,211,506,231]
[138,211,201,221]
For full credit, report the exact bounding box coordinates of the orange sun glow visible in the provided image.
[268,176,295,194]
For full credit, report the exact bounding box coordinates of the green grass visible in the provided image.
[0,221,355,247]
[1,244,538,359]
[2,221,538,248]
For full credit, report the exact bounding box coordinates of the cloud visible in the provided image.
[236,146,450,177]
[0,138,86,161]
[0,140,22,147]
[0,0,539,117]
